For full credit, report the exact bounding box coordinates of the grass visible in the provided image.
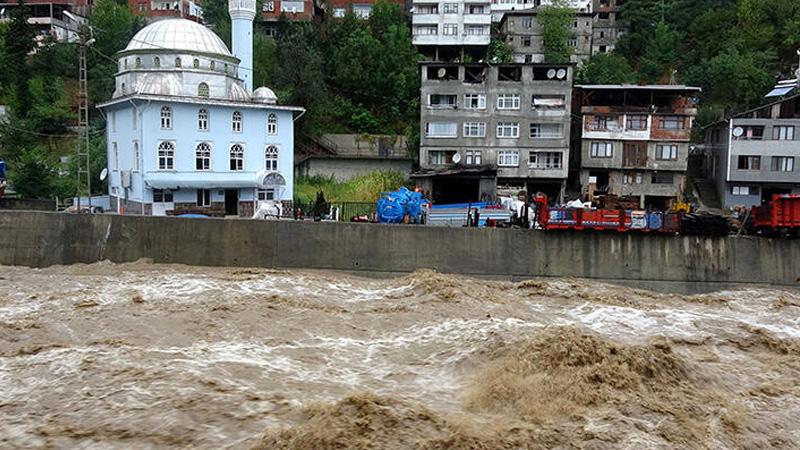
[294,170,408,203]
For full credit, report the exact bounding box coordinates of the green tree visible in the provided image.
[488,38,512,63]
[8,146,58,199]
[576,53,636,84]
[538,0,575,63]
[3,0,35,119]
[89,0,142,102]
[637,21,680,83]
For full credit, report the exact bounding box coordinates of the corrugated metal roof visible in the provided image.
[576,84,702,91]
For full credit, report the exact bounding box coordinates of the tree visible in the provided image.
[538,0,575,63]
[89,0,142,102]
[8,146,58,199]
[576,53,636,84]
[637,21,680,83]
[488,38,512,63]
[3,0,35,119]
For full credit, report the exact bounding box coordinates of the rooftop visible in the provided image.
[577,84,702,92]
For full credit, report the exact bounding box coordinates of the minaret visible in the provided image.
[229,0,256,92]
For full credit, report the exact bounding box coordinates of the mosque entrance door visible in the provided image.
[224,189,239,216]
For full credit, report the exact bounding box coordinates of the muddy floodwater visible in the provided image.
[1,261,800,449]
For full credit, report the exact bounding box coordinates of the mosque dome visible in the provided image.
[252,87,277,104]
[124,19,232,57]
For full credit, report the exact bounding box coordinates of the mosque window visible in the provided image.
[175,57,182,68]
[232,110,243,132]
[193,58,200,68]
[224,63,228,73]
[154,56,160,68]
[230,144,244,171]
[160,106,172,129]
[265,145,278,171]
[210,61,216,70]
[267,113,277,135]
[121,83,126,95]
[198,82,210,98]
[158,141,175,170]
[133,141,140,171]
[135,57,142,68]
[198,108,209,130]
[124,58,128,69]
[195,142,211,171]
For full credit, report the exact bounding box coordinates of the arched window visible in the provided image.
[153,56,161,68]
[232,110,243,132]
[265,145,278,171]
[123,58,128,69]
[210,61,216,70]
[135,57,142,68]
[198,108,209,131]
[175,57,182,68]
[121,83,126,95]
[229,144,244,171]
[160,106,172,129]
[224,63,228,73]
[267,113,277,135]
[198,82,209,98]
[133,141,140,171]
[195,142,211,170]
[158,141,175,170]
[193,58,200,69]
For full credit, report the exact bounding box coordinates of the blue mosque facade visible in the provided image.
[98,0,302,217]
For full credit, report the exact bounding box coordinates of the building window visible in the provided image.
[224,63,228,73]
[160,106,172,129]
[623,142,647,166]
[656,144,678,161]
[522,16,533,28]
[529,151,562,169]
[467,4,484,14]
[443,24,458,35]
[497,150,519,167]
[591,141,613,158]
[332,7,345,16]
[773,126,795,140]
[463,94,486,109]
[153,56,160,68]
[651,173,674,185]
[267,113,278,134]
[626,115,648,130]
[135,57,141,68]
[132,110,137,129]
[734,125,764,140]
[257,188,275,201]
[522,36,531,47]
[210,61,216,70]
[425,122,458,138]
[123,58,128,69]
[415,25,438,35]
[657,115,686,130]
[198,82,209,98]
[193,58,200,68]
[196,189,211,207]
[463,122,486,138]
[496,122,520,138]
[157,141,175,170]
[731,186,757,196]
[429,94,457,108]
[771,156,795,172]
[263,0,275,11]
[133,141,140,171]
[532,95,566,109]
[198,108,209,130]
[497,93,520,110]
[195,142,211,170]
[175,57,181,68]
[623,173,643,185]
[232,110,243,132]
[592,115,620,131]
[529,123,562,138]
[111,111,116,132]
[465,150,482,165]
[466,25,487,35]
[121,83,126,95]
[737,155,761,170]
[443,3,458,13]
[229,144,244,171]
[429,150,454,165]
[265,145,278,171]
[153,189,173,203]
[112,142,118,170]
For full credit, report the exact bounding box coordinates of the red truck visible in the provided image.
[749,194,800,236]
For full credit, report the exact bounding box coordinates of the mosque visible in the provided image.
[98,0,303,216]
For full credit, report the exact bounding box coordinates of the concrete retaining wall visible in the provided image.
[0,198,56,211]
[1,211,799,291]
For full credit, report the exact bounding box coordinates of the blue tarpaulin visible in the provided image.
[377,187,429,224]
[0,160,6,179]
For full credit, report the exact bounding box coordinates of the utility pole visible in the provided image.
[65,11,94,212]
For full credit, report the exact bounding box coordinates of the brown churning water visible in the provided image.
[1,262,799,449]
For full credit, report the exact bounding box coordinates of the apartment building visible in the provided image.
[0,0,88,43]
[591,0,623,54]
[411,0,492,61]
[703,80,800,208]
[128,0,203,22]
[489,0,590,22]
[577,85,701,210]
[498,9,593,64]
[413,62,574,203]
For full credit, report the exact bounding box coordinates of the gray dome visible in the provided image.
[125,19,232,57]
[136,73,181,96]
[252,86,277,104]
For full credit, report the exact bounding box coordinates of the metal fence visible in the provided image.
[287,201,376,222]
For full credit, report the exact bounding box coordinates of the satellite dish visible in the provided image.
[732,127,744,137]
[452,153,462,164]
[556,68,567,79]
[99,168,108,181]
[547,69,556,79]
[437,68,447,78]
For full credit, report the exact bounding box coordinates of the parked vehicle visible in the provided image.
[747,194,800,236]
